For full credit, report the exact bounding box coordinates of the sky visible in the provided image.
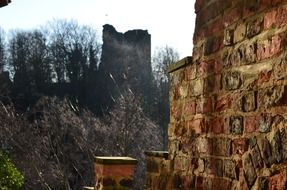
[0,0,196,57]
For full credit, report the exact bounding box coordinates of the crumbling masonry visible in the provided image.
[146,0,287,189]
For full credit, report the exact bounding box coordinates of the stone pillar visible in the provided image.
[145,151,171,189]
[94,156,137,190]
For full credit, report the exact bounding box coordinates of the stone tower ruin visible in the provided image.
[98,24,153,111]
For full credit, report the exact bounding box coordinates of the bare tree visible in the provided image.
[0,28,5,72]
[103,88,163,189]
[152,45,179,149]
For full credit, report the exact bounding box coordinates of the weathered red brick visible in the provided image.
[257,34,284,61]
[208,116,225,134]
[195,0,205,13]
[272,0,283,5]
[244,0,271,18]
[206,19,224,37]
[185,65,197,81]
[197,60,214,77]
[196,97,213,114]
[264,7,287,29]
[223,6,243,27]
[170,102,182,121]
[187,118,205,135]
[268,170,287,190]
[214,60,223,74]
[215,95,232,112]
[244,115,259,133]
[197,1,221,27]
[264,9,277,29]
[204,35,223,55]
[183,100,196,116]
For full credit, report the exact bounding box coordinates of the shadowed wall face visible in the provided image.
[0,0,10,7]
[168,0,287,189]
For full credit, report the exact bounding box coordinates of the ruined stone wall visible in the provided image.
[167,0,287,189]
[98,24,152,110]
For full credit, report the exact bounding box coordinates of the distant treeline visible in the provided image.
[0,20,179,139]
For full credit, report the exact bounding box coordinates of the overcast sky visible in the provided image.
[0,0,196,57]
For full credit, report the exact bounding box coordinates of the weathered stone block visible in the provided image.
[204,36,222,55]
[274,58,287,80]
[197,137,213,155]
[258,138,274,167]
[245,42,257,63]
[224,28,234,46]
[272,0,283,5]
[270,129,282,163]
[181,175,196,190]
[223,71,242,90]
[204,75,215,93]
[244,0,270,16]
[259,113,273,133]
[120,178,133,188]
[259,86,285,108]
[224,159,238,179]
[206,158,223,177]
[196,97,213,114]
[229,45,245,66]
[178,84,189,98]
[197,158,205,173]
[242,91,257,112]
[232,138,249,155]
[234,23,246,43]
[280,128,287,161]
[213,137,231,156]
[222,50,231,68]
[243,153,257,188]
[185,65,197,81]
[258,177,269,190]
[189,79,204,96]
[230,115,244,135]
[247,17,263,38]
[251,145,264,169]
[212,177,233,190]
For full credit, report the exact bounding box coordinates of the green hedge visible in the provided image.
[0,151,24,190]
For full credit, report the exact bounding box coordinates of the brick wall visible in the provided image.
[167,0,287,189]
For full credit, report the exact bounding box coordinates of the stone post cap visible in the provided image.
[82,186,94,190]
[94,156,138,165]
[167,56,192,73]
[144,151,169,159]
